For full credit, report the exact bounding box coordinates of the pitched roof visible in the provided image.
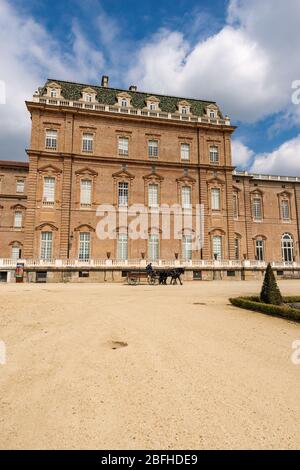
[0,160,29,170]
[43,79,222,118]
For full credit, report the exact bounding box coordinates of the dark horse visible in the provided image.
[159,268,185,285]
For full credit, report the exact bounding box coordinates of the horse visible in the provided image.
[158,268,185,285]
[159,270,169,285]
[169,268,185,285]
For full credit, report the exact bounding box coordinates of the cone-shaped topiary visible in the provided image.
[260,263,283,305]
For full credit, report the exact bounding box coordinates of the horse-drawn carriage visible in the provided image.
[126,264,184,286]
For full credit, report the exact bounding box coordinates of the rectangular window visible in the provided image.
[16,180,25,193]
[148,140,158,158]
[253,198,262,220]
[233,194,238,219]
[79,232,90,261]
[118,137,129,156]
[118,182,129,207]
[80,179,92,207]
[211,188,221,210]
[148,184,158,207]
[256,240,264,261]
[14,211,22,228]
[40,232,53,261]
[281,200,290,220]
[45,129,57,149]
[82,133,93,152]
[117,233,128,260]
[209,146,219,163]
[182,186,192,209]
[182,235,192,261]
[148,234,159,261]
[43,177,55,205]
[180,143,190,161]
[212,236,222,260]
[11,246,21,260]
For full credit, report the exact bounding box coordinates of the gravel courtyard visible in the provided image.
[0,280,299,450]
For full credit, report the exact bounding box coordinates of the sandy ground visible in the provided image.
[0,280,299,450]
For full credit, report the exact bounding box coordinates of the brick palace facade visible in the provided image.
[1,76,300,282]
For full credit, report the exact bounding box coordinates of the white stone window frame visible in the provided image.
[252,195,263,221]
[178,100,191,115]
[148,183,159,208]
[211,187,221,211]
[209,145,219,164]
[233,192,239,220]
[80,178,92,208]
[206,104,219,119]
[43,176,56,206]
[78,232,91,261]
[118,136,129,156]
[45,82,62,99]
[40,231,53,261]
[116,93,132,109]
[181,185,192,209]
[148,139,159,158]
[180,143,190,161]
[13,210,23,228]
[82,133,94,153]
[45,129,58,150]
[16,179,25,194]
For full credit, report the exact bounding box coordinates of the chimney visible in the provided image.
[129,85,137,92]
[101,75,109,88]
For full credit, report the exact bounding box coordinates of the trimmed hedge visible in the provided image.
[229,296,300,322]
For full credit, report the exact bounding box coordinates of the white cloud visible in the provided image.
[251,134,300,176]
[128,0,300,123]
[2,0,300,169]
[0,0,104,160]
[231,140,254,169]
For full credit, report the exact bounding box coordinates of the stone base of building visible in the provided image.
[1,265,300,284]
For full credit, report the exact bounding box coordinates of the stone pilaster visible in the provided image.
[225,169,235,259]
[59,156,73,259]
[23,153,39,258]
[294,183,300,261]
[243,177,255,260]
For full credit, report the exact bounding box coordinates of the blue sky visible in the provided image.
[1,0,300,175]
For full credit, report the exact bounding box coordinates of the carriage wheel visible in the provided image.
[148,275,159,285]
[128,276,138,286]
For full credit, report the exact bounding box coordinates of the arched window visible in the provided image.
[121,98,128,108]
[86,93,92,102]
[281,234,294,262]
[50,88,57,98]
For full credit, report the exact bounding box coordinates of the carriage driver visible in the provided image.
[146,263,153,274]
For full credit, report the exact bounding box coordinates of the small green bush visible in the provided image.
[229,296,300,322]
[260,263,283,305]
